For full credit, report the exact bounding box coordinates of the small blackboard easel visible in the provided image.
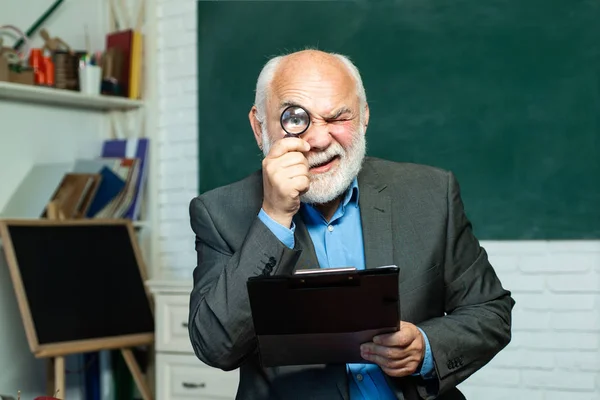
[0,212,155,400]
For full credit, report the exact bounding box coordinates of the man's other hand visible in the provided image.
[360,321,426,378]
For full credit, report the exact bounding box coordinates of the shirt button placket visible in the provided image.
[325,224,335,267]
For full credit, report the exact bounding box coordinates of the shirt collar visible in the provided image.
[342,177,360,210]
[301,177,360,213]
[299,177,360,224]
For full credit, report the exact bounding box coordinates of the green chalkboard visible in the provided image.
[197,0,600,240]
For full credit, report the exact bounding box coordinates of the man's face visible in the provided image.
[259,58,368,205]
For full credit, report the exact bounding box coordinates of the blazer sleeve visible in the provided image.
[416,171,515,398]
[187,196,302,371]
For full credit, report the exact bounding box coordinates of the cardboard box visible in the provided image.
[0,59,34,85]
[0,57,8,81]
[10,68,34,85]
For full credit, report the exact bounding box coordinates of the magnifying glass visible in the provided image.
[281,105,310,137]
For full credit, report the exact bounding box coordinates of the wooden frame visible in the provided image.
[0,218,155,358]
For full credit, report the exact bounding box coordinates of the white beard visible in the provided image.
[261,123,366,205]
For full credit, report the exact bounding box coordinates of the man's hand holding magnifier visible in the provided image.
[261,106,312,228]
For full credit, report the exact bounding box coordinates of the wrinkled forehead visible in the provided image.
[268,59,359,117]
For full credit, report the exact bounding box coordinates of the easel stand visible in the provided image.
[45,349,152,400]
[44,202,64,398]
[46,356,64,397]
[42,203,153,400]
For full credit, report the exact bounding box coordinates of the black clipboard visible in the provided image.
[246,265,400,367]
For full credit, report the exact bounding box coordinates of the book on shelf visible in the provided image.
[105,29,144,99]
[0,138,149,224]
[101,138,149,220]
[41,173,101,219]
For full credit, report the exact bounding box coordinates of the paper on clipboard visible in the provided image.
[293,266,357,275]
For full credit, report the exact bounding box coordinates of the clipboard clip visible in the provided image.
[290,267,361,289]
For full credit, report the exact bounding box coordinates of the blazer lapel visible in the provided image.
[358,163,394,270]
[292,214,320,271]
[292,177,395,272]
[358,159,429,324]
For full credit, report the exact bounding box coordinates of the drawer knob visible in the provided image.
[182,382,205,389]
[181,322,189,328]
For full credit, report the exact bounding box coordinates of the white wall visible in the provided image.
[155,0,198,279]
[2,0,108,55]
[0,1,109,397]
[459,242,600,399]
[155,2,600,399]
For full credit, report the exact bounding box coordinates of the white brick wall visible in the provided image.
[459,242,600,399]
[155,3,600,398]
[156,0,198,278]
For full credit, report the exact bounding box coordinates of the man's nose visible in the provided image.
[302,121,332,150]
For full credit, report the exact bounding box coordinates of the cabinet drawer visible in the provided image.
[156,294,194,353]
[157,354,239,400]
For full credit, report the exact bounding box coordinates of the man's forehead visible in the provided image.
[269,69,357,113]
[274,61,353,87]
[270,93,355,118]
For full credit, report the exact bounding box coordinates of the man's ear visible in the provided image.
[249,106,263,148]
[363,103,370,132]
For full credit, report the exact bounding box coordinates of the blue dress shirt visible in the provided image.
[258,178,435,399]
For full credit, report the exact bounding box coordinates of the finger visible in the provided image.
[361,352,409,370]
[371,332,399,347]
[373,331,412,348]
[275,151,309,169]
[291,175,310,195]
[275,164,309,181]
[361,343,404,360]
[374,324,416,347]
[267,138,310,158]
[264,156,308,180]
[361,340,424,367]
[380,364,419,378]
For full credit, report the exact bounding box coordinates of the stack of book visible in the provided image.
[0,138,149,222]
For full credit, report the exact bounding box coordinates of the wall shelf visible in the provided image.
[0,81,143,112]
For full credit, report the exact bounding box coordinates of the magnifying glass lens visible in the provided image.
[281,106,310,136]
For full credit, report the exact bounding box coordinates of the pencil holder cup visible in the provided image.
[78,65,101,95]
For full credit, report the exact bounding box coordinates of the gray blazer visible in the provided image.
[188,157,515,400]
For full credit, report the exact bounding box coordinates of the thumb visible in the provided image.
[396,321,419,347]
[372,331,396,346]
[395,328,415,347]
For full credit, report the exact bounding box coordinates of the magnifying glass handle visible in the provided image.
[283,133,299,138]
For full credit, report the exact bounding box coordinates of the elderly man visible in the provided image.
[188,49,514,400]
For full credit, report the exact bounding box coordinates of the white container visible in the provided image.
[78,65,102,95]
